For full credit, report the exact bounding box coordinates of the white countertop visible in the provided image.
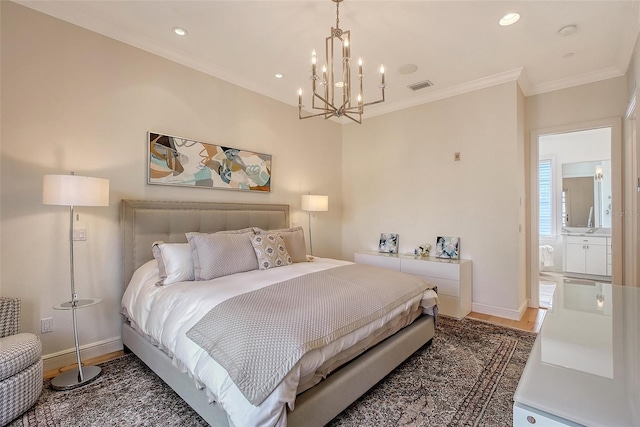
[514,282,639,426]
[561,227,612,237]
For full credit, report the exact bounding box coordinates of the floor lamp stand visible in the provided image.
[307,210,314,256]
[51,205,102,391]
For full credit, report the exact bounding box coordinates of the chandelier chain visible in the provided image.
[334,1,342,37]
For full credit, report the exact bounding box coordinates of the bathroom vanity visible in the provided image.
[562,228,611,280]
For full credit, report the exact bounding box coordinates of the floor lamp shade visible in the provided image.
[301,194,328,212]
[43,174,109,207]
[43,172,109,390]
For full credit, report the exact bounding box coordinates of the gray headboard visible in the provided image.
[121,200,290,286]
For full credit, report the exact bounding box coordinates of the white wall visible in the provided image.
[342,81,527,319]
[0,2,342,363]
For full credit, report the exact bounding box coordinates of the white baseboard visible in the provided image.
[42,336,123,372]
[471,300,529,321]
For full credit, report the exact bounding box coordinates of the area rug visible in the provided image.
[10,317,535,427]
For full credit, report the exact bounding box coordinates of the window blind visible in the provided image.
[539,159,552,237]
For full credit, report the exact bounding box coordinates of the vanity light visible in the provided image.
[499,12,520,26]
[595,165,604,181]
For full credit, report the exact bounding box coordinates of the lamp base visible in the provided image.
[51,365,102,391]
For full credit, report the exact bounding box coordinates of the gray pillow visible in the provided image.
[254,226,307,263]
[186,231,259,280]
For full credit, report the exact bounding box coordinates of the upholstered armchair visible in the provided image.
[0,297,43,426]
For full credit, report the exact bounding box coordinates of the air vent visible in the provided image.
[408,80,434,91]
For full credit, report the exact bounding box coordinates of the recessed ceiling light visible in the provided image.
[275,73,284,79]
[173,27,188,36]
[398,64,418,75]
[499,13,520,26]
[558,25,577,37]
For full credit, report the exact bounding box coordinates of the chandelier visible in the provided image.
[298,0,385,124]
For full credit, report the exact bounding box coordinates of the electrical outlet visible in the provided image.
[41,317,53,333]
[73,227,86,241]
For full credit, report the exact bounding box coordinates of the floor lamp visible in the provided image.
[43,172,109,390]
[301,194,328,256]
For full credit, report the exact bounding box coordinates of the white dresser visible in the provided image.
[513,281,639,426]
[354,251,472,319]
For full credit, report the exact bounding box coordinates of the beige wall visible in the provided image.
[0,2,342,362]
[342,81,527,319]
[526,78,627,131]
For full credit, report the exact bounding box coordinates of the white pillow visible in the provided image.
[151,242,195,286]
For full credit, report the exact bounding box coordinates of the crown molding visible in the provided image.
[526,66,625,96]
[359,68,525,120]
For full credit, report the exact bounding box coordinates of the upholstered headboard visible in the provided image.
[121,200,290,287]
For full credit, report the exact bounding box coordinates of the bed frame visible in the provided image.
[121,199,435,426]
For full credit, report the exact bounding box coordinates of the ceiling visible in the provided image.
[14,1,640,119]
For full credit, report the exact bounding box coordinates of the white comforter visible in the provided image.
[121,258,437,427]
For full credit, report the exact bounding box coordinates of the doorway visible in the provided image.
[530,118,623,308]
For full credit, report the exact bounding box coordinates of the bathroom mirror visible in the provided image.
[562,160,611,228]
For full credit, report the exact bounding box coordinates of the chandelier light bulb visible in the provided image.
[311,50,317,65]
[358,57,363,66]
[298,88,303,96]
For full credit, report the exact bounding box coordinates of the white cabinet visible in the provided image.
[354,251,472,319]
[563,235,609,278]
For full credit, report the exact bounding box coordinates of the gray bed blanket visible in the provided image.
[186,263,431,406]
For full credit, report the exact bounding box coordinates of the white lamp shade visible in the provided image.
[43,174,110,207]
[301,194,328,212]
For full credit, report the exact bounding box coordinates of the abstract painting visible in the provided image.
[379,233,399,254]
[148,132,271,192]
[435,236,460,259]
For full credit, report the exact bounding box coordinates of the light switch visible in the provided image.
[73,228,87,241]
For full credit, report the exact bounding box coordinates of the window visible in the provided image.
[539,159,553,237]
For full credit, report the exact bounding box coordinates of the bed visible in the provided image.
[120,200,437,427]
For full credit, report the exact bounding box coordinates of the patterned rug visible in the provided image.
[10,317,535,427]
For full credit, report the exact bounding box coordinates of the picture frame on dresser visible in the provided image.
[435,236,460,259]
[378,233,399,253]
